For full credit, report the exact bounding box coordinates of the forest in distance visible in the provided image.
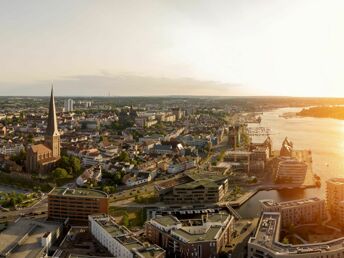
[298,105,344,120]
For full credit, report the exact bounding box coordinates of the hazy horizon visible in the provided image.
[1,0,344,97]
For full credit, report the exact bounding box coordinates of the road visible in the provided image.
[0,196,48,222]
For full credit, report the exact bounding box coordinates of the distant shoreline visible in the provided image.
[296,106,344,120]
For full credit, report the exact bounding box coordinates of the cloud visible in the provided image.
[0,74,245,96]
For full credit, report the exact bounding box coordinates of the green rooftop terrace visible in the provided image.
[49,187,108,198]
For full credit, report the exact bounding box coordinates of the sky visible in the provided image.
[1,0,344,97]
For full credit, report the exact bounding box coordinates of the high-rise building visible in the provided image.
[327,178,344,225]
[63,98,74,112]
[26,86,61,173]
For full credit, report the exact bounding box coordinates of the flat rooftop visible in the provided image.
[261,197,323,209]
[90,215,145,253]
[249,212,344,255]
[132,245,165,258]
[174,179,220,190]
[49,187,108,198]
[151,212,232,243]
[0,218,61,258]
[152,215,180,227]
[327,178,344,185]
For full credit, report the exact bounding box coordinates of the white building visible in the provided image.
[64,99,74,112]
[167,159,196,174]
[89,214,165,258]
[76,165,102,186]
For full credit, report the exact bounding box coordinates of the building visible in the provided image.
[145,210,234,258]
[156,173,228,204]
[26,87,61,173]
[280,137,293,157]
[171,107,184,120]
[0,217,63,258]
[80,119,99,130]
[326,178,344,226]
[0,143,25,156]
[89,214,165,258]
[64,98,74,112]
[260,198,325,228]
[248,212,344,258]
[228,124,245,149]
[76,165,102,186]
[48,187,109,224]
[135,114,158,128]
[275,158,307,184]
[0,124,6,137]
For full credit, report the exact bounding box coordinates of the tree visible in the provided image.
[70,156,81,176]
[282,237,289,245]
[52,168,69,179]
[118,151,130,163]
[11,150,26,166]
[58,156,70,171]
[122,212,130,227]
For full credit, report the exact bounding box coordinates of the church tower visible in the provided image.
[44,86,60,158]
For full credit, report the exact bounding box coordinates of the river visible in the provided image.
[238,107,344,218]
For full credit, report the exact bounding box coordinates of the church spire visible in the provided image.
[46,84,59,136]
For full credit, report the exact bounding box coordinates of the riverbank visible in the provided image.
[297,106,344,120]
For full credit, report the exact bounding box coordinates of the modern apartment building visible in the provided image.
[326,178,344,225]
[248,212,344,258]
[156,173,228,204]
[89,214,165,258]
[48,187,109,224]
[145,210,234,258]
[275,158,307,184]
[260,197,325,228]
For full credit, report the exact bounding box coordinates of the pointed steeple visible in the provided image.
[46,84,59,136]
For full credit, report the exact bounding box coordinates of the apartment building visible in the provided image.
[89,214,165,258]
[275,158,307,184]
[156,173,228,204]
[260,198,325,228]
[145,211,234,258]
[248,212,344,258]
[327,178,344,226]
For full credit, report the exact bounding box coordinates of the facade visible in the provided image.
[326,178,344,226]
[248,212,344,258]
[89,214,165,258]
[145,211,234,258]
[48,187,109,224]
[26,87,61,173]
[275,158,307,184]
[260,198,325,228]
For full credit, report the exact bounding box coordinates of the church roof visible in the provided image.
[30,144,51,154]
[46,86,59,136]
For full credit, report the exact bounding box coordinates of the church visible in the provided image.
[26,87,61,173]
